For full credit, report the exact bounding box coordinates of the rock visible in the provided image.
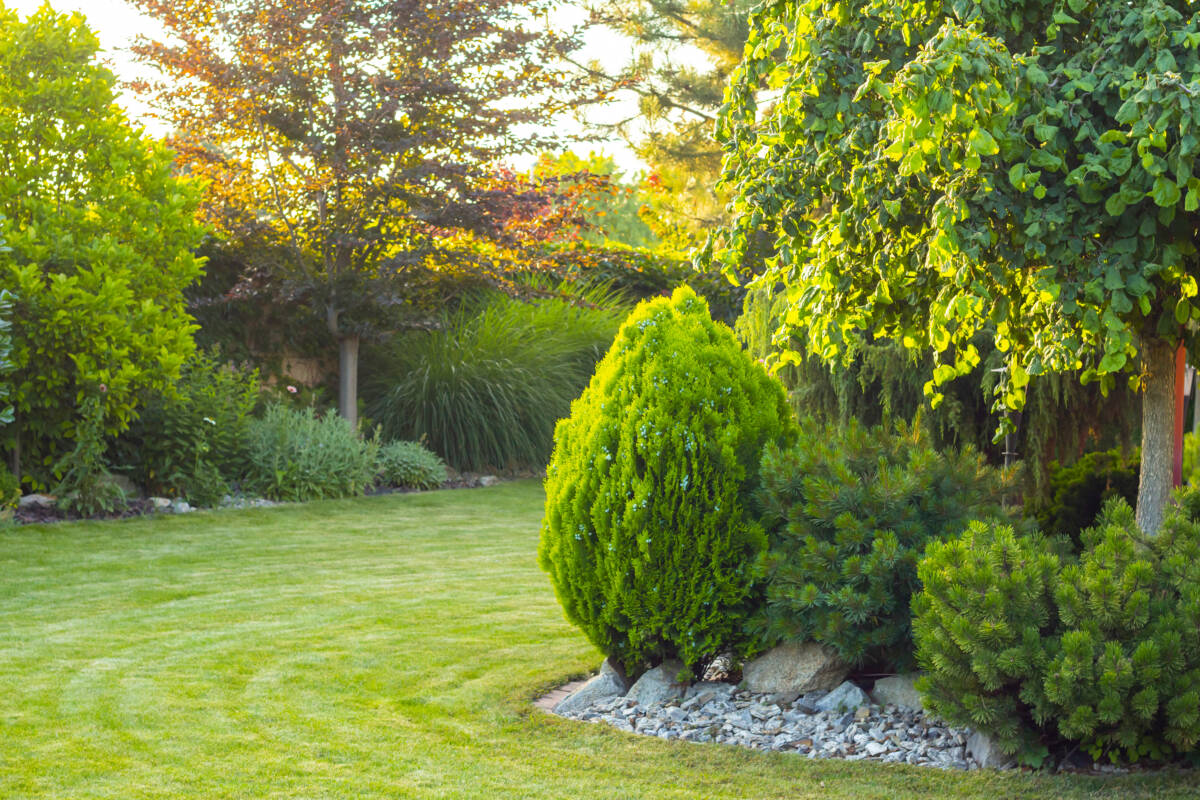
[17,494,55,509]
[150,497,172,511]
[871,673,926,712]
[967,730,1014,769]
[554,658,630,716]
[170,499,194,514]
[106,473,140,499]
[684,681,735,701]
[626,660,687,706]
[816,681,870,713]
[742,642,848,695]
[478,475,500,487]
[702,652,733,682]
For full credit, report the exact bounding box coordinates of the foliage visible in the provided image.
[0,5,205,484]
[364,286,626,472]
[130,0,586,423]
[241,405,379,503]
[578,0,757,248]
[0,464,17,511]
[0,284,12,430]
[1184,431,1200,487]
[913,519,1063,764]
[376,440,448,491]
[1025,448,1140,547]
[713,0,1200,533]
[111,351,260,506]
[754,420,1010,670]
[915,492,1200,765]
[738,285,1142,493]
[539,287,796,674]
[52,396,126,518]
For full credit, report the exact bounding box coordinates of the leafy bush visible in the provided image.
[538,286,796,674]
[376,440,447,490]
[0,464,18,510]
[0,282,13,428]
[1025,448,1139,546]
[914,494,1200,765]
[52,395,126,517]
[112,351,259,505]
[365,286,625,472]
[753,421,1010,670]
[242,404,379,502]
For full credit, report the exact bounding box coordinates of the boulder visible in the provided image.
[554,658,629,716]
[742,642,847,694]
[967,730,1014,769]
[17,494,55,509]
[150,497,172,511]
[870,673,925,712]
[815,680,870,713]
[106,473,140,499]
[478,475,500,487]
[625,659,687,706]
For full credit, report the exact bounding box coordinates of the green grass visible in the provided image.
[0,481,1195,799]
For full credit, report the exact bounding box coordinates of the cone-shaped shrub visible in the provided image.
[539,286,795,674]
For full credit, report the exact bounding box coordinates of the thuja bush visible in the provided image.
[539,286,795,674]
[753,421,1010,670]
[376,440,447,490]
[242,405,379,502]
[915,493,1200,766]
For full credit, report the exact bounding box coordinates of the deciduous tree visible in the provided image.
[714,0,1200,533]
[131,0,584,425]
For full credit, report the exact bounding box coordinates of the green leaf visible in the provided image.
[1151,176,1182,207]
[1105,194,1127,216]
[1176,299,1192,324]
[1098,351,1127,373]
[969,128,999,156]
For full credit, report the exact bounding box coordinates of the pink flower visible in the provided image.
[287,385,298,394]
[98,383,107,393]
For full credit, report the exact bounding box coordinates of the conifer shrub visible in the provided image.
[752,421,1009,670]
[1025,448,1139,547]
[912,520,1062,761]
[914,492,1200,765]
[538,286,795,675]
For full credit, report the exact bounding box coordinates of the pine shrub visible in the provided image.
[912,520,1062,761]
[914,492,1200,765]
[538,287,795,674]
[376,440,447,490]
[753,421,1009,669]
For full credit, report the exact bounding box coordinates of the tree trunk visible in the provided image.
[8,408,18,483]
[1137,339,1176,536]
[338,333,359,430]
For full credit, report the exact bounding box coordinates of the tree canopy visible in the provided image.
[713,0,1200,533]
[130,0,585,425]
[0,4,205,484]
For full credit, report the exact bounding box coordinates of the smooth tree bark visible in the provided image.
[1137,340,1177,536]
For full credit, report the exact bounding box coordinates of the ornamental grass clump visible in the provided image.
[539,286,795,675]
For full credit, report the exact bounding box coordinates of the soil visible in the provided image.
[13,499,157,525]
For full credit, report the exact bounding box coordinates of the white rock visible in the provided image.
[626,660,687,706]
[17,494,55,509]
[742,642,848,694]
[478,475,500,487]
[170,499,194,514]
[871,673,926,712]
[815,681,870,713]
[967,730,1014,769]
[150,497,172,511]
[555,658,629,716]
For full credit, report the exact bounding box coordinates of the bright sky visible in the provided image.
[6,0,650,175]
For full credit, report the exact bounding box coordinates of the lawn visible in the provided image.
[0,480,1195,799]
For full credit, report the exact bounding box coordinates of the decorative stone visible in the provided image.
[816,681,870,713]
[626,659,687,706]
[742,642,847,694]
[967,730,1014,769]
[554,658,629,716]
[478,475,500,487]
[150,497,172,511]
[17,494,55,509]
[106,473,139,499]
[871,673,926,712]
[170,499,194,514]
